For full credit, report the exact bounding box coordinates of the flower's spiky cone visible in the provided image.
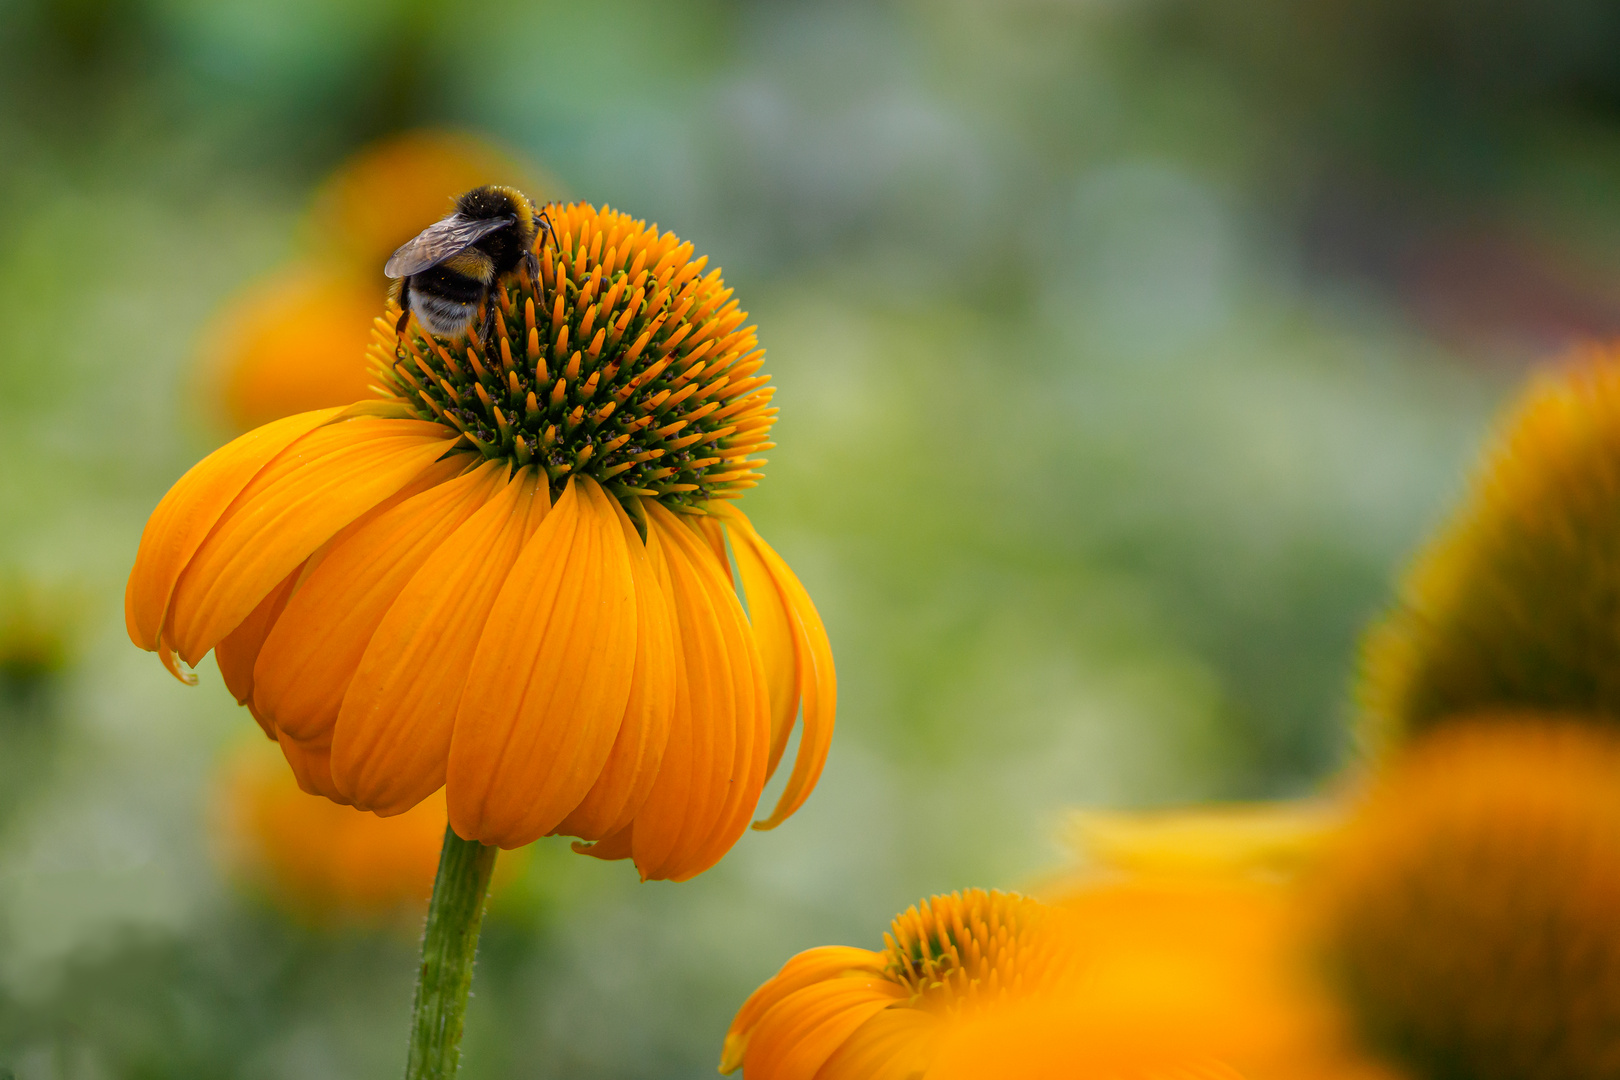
[1310,720,1620,1080]
[372,202,774,511]
[1360,352,1620,750]
[881,890,1080,1017]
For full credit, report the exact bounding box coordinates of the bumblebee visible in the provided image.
[385,184,547,341]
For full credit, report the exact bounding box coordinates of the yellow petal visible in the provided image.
[165,417,458,667]
[330,466,548,815]
[126,407,342,653]
[715,505,836,830]
[253,457,504,745]
[553,494,678,841]
[447,478,641,847]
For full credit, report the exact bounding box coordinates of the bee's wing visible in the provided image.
[384,214,515,279]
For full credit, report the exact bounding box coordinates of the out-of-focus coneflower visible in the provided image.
[721,889,1082,1080]
[129,201,833,1078]
[1309,719,1620,1080]
[203,130,549,431]
[216,737,528,927]
[1361,351,1620,749]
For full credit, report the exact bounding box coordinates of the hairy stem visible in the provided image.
[404,824,498,1080]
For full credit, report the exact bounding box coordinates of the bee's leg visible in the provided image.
[525,249,540,289]
[394,279,412,358]
[479,301,497,349]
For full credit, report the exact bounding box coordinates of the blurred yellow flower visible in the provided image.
[202,130,552,431]
[129,202,833,882]
[1308,719,1620,1080]
[1361,351,1620,750]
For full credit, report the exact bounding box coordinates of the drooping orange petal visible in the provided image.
[330,467,548,816]
[723,512,799,779]
[447,478,642,848]
[722,946,887,1071]
[215,562,304,737]
[553,495,678,841]
[625,505,735,880]
[694,513,732,576]
[739,978,907,1080]
[277,727,347,804]
[571,821,634,863]
[815,1007,942,1080]
[253,457,504,744]
[126,407,342,653]
[686,568,770,875]
[165,417,458,667]
[627,502,768,881]
[715,505,836,830]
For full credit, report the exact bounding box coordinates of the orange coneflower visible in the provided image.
[129,201,834,881]
[724,881,1391,1080]
[1309,719,1620,1080]
[721,889,1083,1080]
[1360,349,1620,750]
[137,200,833,1075]
[203,130,552,431]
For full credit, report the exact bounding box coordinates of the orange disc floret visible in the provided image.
[126,206,832,883]
[1361,350,1620,749]
[1309,720,1620,1080]
[720,890,1081,1079]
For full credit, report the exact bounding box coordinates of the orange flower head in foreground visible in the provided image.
[726,883,1391,1080]
[1361,351,1620,749]
[206,130,549,431]
[128,203,834,881]
[1309,720,1620,1080]
[721,889,1083,1079]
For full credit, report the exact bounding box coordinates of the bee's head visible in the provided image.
[457,184,538,249]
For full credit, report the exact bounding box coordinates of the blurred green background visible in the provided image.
[5,0,1619,1075]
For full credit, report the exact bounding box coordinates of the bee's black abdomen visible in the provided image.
[414,264,486,303]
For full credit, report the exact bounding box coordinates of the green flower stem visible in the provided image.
[405,824,499,1080]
